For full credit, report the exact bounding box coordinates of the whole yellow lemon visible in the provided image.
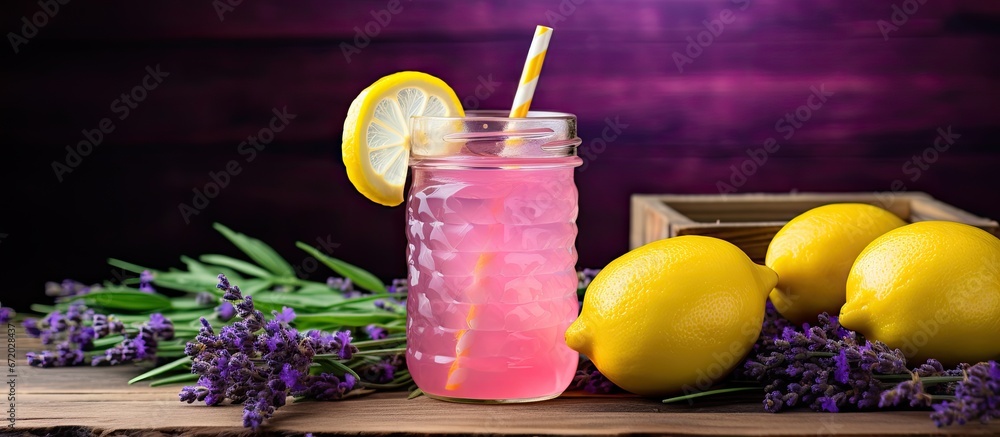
[840,221,1000,366]
[564,236,777,396]
[766,203,906,324]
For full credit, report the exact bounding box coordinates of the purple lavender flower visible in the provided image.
[22,318,40,336]
[327,277,353,292]
[279,363,304,391]
[299,373,357,401]
[138,270,156,293]
[833,349,850,384]
[931,361,1000,426]
[818,393,845,413]
[25,299,172,368]
[578,268,601,289]
[328,277,365,298]
[216,301,236,322]
[26,350,58,367]
[92,321,172,366]
[364,324,387,340]
[273,307,296,324]
[745,310,913,413]
[0,306,14,324]
[195,292,215,306]
[23,301,104,367]
[42,311,66,339]
[571,357,619,394]
[92,314,125,338]
[146,313,175,340]
[181,274,359,430]
[94,334,146,365]
[880,379,931,408]
[915,359,947,377]
[217,274,243,301]
[764,390,786,413]
[362,354,403,384]
[332,331,355,360]
[45,280,97,297]
[386,278,408,294]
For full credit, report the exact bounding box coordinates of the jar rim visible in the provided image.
[411,110,576,122]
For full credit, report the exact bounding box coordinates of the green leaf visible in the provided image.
[313,357,361,382]
[241,279,273,295]
[295,242,386,293]
[296,282,339,296]
[92,335,125,348]
[150,373,199,387]
[153,272,220,294]
[155,340,189,352]
[179,256,216,277]
[170,298,212,311]
[327,293,405,310]
[129,356,192,385]
[213,223,294,277]
[80,288,172,312]
[408,388,424,400]
[200,254,272,278]
[107,258,153,274]
[350,347,406,357]
[154,350,188,359]
[352,336,407,350]
[29,304,56,313]
[249,292,343,312]
[161,309,214,323]
[293,311,401,329]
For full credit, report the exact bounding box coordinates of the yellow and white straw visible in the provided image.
[445,26,555,392]
[509,25,553,118]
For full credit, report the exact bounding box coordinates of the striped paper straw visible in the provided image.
[509,25,553,118]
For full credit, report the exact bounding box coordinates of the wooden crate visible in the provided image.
[630,192,1000,263]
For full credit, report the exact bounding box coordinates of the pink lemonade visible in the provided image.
[405,155,582,402]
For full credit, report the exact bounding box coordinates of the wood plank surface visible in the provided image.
[8,337,1000,436]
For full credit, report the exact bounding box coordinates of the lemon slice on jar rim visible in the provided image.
[342,71,464,206]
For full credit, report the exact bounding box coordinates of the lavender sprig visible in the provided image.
[25,301,98,367]
[92,313,174,366]
[931,361,1000,426]
[180,274,359,430]
[740,303,1000,426]
[742,304,912,413]
[0,305,14,324]
[44,279,99,297]
[138,270,156,293]
[23,298,172,367]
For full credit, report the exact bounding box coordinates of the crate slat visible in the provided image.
[630,193,999,259]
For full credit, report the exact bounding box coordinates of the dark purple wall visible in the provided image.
[2,0,999,309]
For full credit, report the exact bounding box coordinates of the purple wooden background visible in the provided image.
[2,0,999,309]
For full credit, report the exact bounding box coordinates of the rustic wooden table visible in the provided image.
[11,337,1000,436]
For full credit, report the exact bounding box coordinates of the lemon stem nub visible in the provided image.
[564,319,589,355]
[756,265,779,295]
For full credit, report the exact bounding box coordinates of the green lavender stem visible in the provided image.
[662,386,762,404]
